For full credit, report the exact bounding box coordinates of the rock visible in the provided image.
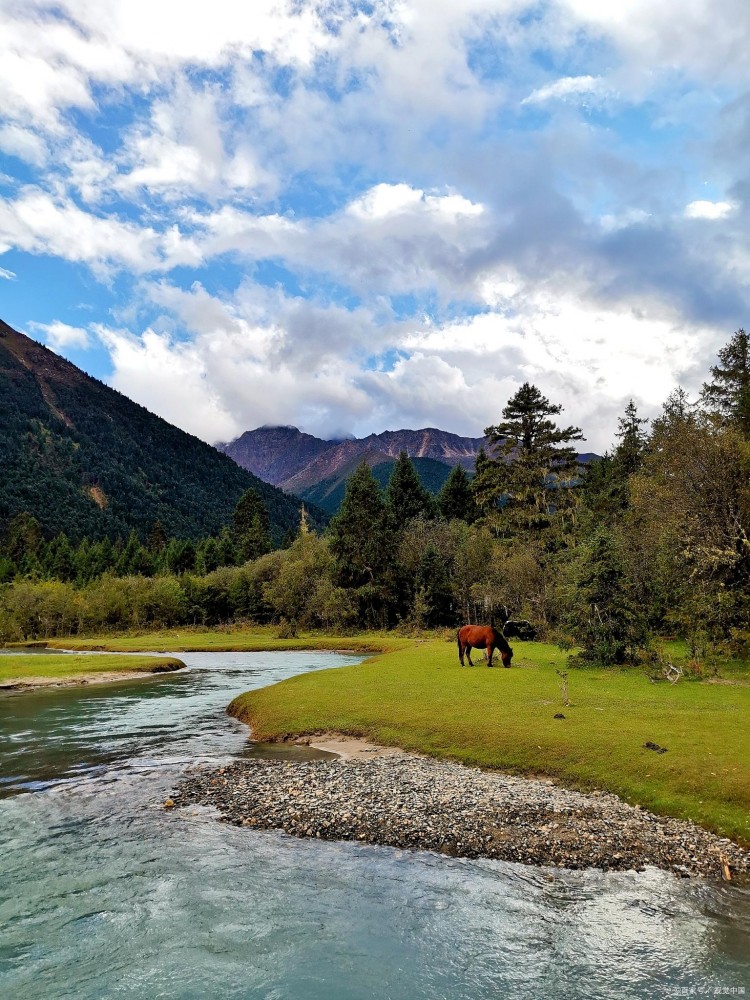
[174,755,749,882]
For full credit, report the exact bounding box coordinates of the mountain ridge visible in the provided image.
[218,425,488,494]
[0,320,324,542]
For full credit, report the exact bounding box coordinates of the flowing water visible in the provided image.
[1,651,748,999]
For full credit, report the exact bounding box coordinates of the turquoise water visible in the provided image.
[1,651,749,999]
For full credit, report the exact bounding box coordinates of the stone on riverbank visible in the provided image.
[174,755,749,881]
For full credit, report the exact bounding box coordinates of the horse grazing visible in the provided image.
[457,624,513,668]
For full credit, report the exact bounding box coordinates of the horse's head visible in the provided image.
[501,646,513,668]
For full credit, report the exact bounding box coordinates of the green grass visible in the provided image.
[0,652,185,684]
[28,627,402,655]
[230,638,750,844]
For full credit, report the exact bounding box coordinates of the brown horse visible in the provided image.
[457,624,513,668]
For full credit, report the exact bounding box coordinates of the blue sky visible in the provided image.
[1,0,748,451]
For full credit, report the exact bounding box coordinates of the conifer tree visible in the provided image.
[385,452,434,522]
[329,461,392,588]
[582,401,649,521]
[49,534,75,581]
[438,464,477,522]
[614,400,649,477]
[232,489,272,562]
[702,328,750,435]
[147,520,167,554]
[216,527,239,567]
[473,382,584,540]
[197,537,220,575]
[5,513,42,565]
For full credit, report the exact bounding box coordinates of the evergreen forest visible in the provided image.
[2,328,749,668]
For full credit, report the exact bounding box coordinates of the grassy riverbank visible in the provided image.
[229,637,750,844]
[0,653,185,687]
[28,627,401,655]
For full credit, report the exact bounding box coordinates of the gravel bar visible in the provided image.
[174,755,749,881]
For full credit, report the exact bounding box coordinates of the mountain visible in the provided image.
[0,320,324,543]
[219,425,488,495]
[299,454,456,515]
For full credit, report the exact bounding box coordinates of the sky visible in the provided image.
[1,0,749,452]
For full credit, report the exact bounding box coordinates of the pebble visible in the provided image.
[174,756,749,882]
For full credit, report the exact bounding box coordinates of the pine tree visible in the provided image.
[164,539,197,575]
[583,401,649,521]
[568,529,649,664]
[216,527,238,567]
[49,534,75,581]
[437,464,477,522]
[473,383,584,540]
[702,329,750,435]
[232,489,272,562]
[614,400,649,477]
[147,520,167,553]
[197,537,220,575]
[329,461,392,589]
[385,452,434,522]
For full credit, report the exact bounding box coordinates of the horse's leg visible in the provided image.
[487,642,494,667]
[467,644,475,667]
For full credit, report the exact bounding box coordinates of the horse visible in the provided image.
[457,624,513,668]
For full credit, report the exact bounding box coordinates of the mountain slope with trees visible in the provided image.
[0,319,322,543]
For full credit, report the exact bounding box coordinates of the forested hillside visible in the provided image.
[0,320,322,543]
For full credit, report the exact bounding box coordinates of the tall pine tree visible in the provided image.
[232,489,272,562]
[385,452,434,522]
[438,464,477,522]
[473,383,584,541]
[702,328,750,436]
[329,461,393,590]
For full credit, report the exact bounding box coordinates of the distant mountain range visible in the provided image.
[0,320,323,542]
[219,425,486,488]
[219,425,600,515]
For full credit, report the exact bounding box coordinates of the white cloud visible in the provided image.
[191,183,488,297]
[29,320,90,350]
[0,123,49,166]
[684,200,736,220]
[90,273,722,452]
[115,80,274,200]
[0,189,202,272]
[522,75,603,105]
[559,0,750,84]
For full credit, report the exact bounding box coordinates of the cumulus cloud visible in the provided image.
[684,200,736,220]
[29,320,90,350]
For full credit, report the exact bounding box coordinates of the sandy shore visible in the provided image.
[174,735,749,883]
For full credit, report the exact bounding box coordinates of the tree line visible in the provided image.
[2,329,749,664]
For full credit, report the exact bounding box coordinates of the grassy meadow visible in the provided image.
[33,627,402,655]
[228,636,750,844]
[0,652,185,684]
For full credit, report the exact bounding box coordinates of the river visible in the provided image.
[1,651,749,999]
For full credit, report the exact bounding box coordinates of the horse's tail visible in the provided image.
[456,628,462,661]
